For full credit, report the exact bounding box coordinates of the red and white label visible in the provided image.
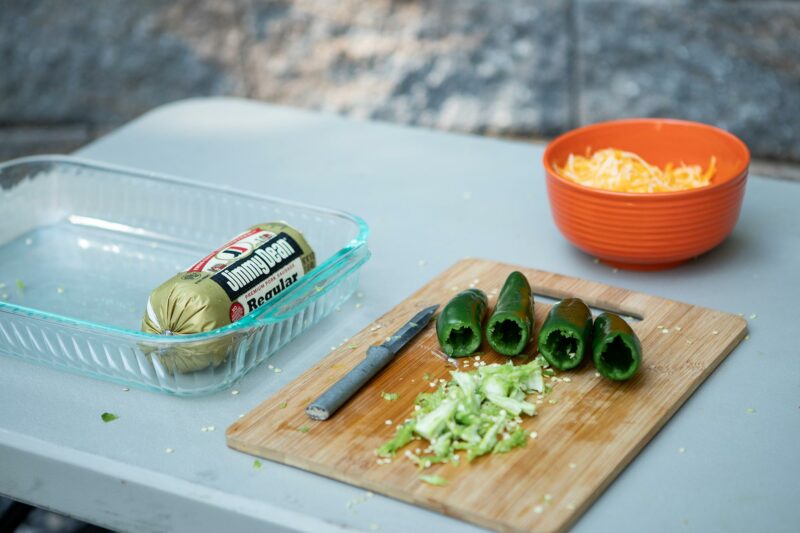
[229,302,245,322]
[188,228,274,273]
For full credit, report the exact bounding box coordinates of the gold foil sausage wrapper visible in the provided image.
[141,222,315,373]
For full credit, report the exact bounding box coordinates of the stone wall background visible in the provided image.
[1,0,799,164]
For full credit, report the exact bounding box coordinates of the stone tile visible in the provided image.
[242,0,572,136]
[2,0,798,163]
[0,1,245,127]
[750,159,800,183]
[576,0,800,160]
[0,126,94,162]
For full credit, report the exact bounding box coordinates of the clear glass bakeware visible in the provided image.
[0,156,370,396]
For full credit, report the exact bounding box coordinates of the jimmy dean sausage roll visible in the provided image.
[141,222,315,373]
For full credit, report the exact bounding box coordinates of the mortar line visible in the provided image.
[237,0,258,99]
[568,0,581,129]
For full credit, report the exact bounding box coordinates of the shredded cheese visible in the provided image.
[556,148,716,193]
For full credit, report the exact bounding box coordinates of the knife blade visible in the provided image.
[305,304,438,421]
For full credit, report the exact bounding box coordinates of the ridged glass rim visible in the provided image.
[0,155,370,342]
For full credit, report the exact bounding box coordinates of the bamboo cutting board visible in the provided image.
[227,259,747,533]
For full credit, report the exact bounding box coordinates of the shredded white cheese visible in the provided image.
[557,148,716,193]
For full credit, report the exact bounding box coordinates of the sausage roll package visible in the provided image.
[141,222,315,373]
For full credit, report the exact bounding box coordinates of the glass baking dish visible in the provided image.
[0,156,370,396]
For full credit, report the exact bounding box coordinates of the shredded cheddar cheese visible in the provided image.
[556,148,716,193]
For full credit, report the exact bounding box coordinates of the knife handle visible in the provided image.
[306,345,393,420]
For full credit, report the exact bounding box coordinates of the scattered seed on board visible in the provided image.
[678,447,686,454]
[533,505,544,514]
[712,330,719,335]
[749,313,757,319]
[231,390,239,396]
[746,407,756,414]
[530,431,538,440]
[165,448,174,454]
[122,387,130,392]
[274,368,282,373]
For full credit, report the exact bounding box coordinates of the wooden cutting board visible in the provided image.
[227,259,747,533]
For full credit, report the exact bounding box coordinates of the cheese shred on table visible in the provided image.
[556,148,716,193]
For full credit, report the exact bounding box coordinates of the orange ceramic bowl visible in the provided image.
[543,118,750,270]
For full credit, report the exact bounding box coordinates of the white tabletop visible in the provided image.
[1,98,798,533]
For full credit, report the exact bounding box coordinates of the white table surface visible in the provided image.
[1,98,798,533]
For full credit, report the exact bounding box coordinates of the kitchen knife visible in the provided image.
[305,304,438,421]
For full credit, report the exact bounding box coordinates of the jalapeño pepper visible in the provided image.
[537,298,592,370]
[436,288,488,357]
[486,271,534,356]
[592,312,641,381]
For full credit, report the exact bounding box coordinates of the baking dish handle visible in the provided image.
[254,242,371,323]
